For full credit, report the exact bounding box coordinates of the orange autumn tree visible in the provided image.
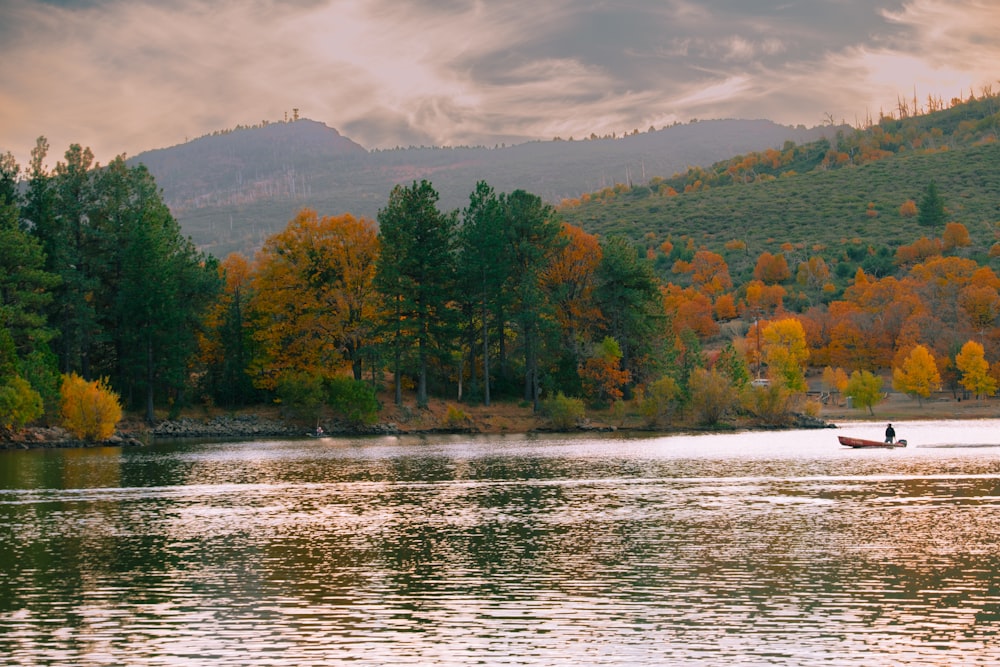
[743,280,786,319]
[198,252,258,406]
[662,284,718,339]
[753,251,790,284]
[248,209,380,389]
[580,337,631,406]
[687,250,732,296]
[942,222,972,251]
[543,222,604,361]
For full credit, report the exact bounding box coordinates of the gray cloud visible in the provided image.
[1,0,997,168]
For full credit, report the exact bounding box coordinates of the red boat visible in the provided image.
[838,436,907,448]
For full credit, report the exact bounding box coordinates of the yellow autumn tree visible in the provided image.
[60,373,122,441]
[762,318,809,392]
[955,340,996,399]
[892,344,941,405]
[821,366,849,403]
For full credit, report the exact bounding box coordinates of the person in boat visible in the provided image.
[315,425,324,437]
[884,423,895,444]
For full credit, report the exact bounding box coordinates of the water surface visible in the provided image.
[2,419,999,665]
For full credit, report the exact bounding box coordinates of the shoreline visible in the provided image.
[3,392,998,451]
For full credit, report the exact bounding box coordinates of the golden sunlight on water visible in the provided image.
[1,420,999,665]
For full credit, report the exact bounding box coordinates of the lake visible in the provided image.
[2,419,999,666]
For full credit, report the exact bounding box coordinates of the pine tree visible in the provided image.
[375,180,458,407]
[917,181,946,228]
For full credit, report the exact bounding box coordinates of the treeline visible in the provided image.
[0,139,218,427]
[4,132,1000,434]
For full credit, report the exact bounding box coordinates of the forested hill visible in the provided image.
[559,94,1000,285]
[130,118,837,258]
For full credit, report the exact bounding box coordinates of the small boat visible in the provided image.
[838,436,907,448]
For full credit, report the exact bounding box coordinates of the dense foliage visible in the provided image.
[3,93,1000,432]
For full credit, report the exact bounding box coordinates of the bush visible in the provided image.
[443,404,468,429]
[0,376,44,430]
[542,392,585,429]
[276,371,326,422]
[60,373,122,441]
[638,376,681,427]
[326,376,379,426]
[688,368,738,426]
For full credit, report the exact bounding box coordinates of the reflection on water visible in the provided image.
[1,420,1000,665]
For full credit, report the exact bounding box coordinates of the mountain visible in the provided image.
[130,118,840,258]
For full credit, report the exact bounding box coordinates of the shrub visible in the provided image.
[638,376,681,427]
[542,392,585,429]
[688,368,738,426]
[0,376,44,430]
[60,373,122,441]
[326,376,379,426]
[276,371,325,422]
[443,404,468,429]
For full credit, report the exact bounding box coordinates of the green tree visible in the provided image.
[499,189,562,409]
[0,152,58,359]
[594,235,665,389]
[326,376,379,426]
[917,180,946,228]
[458,181,508,406]
[375,180,459,407]
[845,370,883,416]
[35,143,100,377]
[93,158,220,421]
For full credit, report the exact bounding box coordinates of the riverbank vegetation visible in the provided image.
[3,93,1000,439]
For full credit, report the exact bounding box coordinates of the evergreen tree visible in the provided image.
[917,180,946,228]
[459,181,509,405]
[375,180,458,407]
[499,190,562,408]
[594,235,665,389]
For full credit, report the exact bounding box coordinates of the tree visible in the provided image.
[638,375,681,427]
[917,180,946,228]
[541,222,604,387]
[0,153,58,359]
[249,209,380,391]
[892,344,940,405]
[499,190,563,408]
[821,366,849,403]
[687,250,731,296]
[762,318,809,393]
[93,158,219,421]
[580,337,630,406]
[375,180,458,407]
[845,370,883,416]
[458,181,518,405]
[595,236,665,389]
[753,252,790,284]
[955,340,996,399]
[198,253,260,407]
[942,222,971,251]
[36,144,100,377]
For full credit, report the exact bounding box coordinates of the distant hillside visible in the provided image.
[558,95,1000,287]
[130,118,838,258]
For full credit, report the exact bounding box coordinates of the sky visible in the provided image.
[1,0,998,169]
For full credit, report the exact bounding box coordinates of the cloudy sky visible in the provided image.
[1,0,997,168]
